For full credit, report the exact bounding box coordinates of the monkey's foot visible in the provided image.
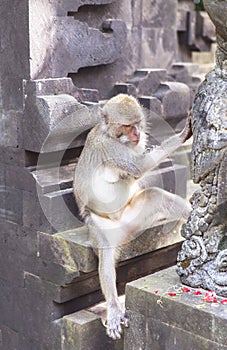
[105,311,129,340]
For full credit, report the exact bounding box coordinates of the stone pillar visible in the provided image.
[177,0,227,296]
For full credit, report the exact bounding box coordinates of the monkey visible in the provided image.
[73,94,192,340]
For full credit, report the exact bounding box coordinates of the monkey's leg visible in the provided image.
[121,187,191,235]
[88,218,128,340]
[98,247,128,339]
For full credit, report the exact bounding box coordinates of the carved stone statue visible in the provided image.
[177,0,227,296]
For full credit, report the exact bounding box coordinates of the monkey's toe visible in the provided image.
[106,314,128,340]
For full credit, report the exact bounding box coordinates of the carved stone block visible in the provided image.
[128,69,167,95]
[29,6,127,79]
[52,0,118,15]
[154,81,191,122]
[23,80,102,153]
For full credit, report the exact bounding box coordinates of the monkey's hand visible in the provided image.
[105,303,128,340]
[181,109,193,143]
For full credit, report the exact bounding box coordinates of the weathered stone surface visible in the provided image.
[0,110,22,148]
[23,186,81,233]
[0,325,19,350]
[0,220,37,257]
[33,162,75,194]
[5,187,23,225]
[23,90,101,153]
[29,8,127,78]
[18,329,62,350]
[38,227,96,274]
[114,83,137,96]
[169,62,202,104]
[23,190,55,233]
[139,96,162,116]
[13,273,63,344]
[51,0,118,15]
[0,253,36,290]
[169,62,200,84]
[154,81,190,122]
[196,11,216,43]
[140,0,178,68]
[125,266,227,350]
[141,27,178,69]
[0,146,27,167]
[128,69,167,95]
[62,309,123,350]
[5,164,37,192]
[0,0,30,110]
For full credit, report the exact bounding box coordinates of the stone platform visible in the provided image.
[125,266,227,350]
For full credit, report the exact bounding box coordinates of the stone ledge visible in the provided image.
[62,302,124,350]
[125,266,227,350]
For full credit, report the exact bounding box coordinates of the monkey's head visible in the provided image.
[102,94,146,147]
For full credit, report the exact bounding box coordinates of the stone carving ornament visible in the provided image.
[177,0,227,296]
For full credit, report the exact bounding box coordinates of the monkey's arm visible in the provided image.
[140,112,192,173]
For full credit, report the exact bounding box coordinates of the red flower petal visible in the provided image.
[182,287,191,293]
[168,292,176,297]
[193,290,202,295]
[154,290,159,294]
[204,291,217,303]
[220,299,227,305]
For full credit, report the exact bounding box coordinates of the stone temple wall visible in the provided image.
[0,0,215,349]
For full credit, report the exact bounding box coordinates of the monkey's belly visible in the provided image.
[88,180,131,217]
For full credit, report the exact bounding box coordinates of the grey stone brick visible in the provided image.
[29,11,127,78]
[0,220,37,257]
[0,247,38,287]
[0,1,30,110]
[0,110,22,148]
[38,227,97,274]
[128,69,167,95]
[36,259,80,287]
[114,83,137,96]
[154,81,190,121]
[142,0,177,28]
[139,96,162,116]
[13,273,63,339]
[62,310,123,350]
[125,266,227,349]
[0,324,19,350]
[5,187,23,224]
[196,12,216,42]
[23,190,55,233]
[56,0,118,15]
[23,91,101,153]
[18,320,62,350]
[5,164,36,192]
[0,146,27,167]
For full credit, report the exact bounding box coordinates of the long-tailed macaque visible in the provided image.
[73,94,192,339]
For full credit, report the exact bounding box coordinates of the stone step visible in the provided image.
[61,297,125,350]
[37,226,183,308]
[38,213,185,286]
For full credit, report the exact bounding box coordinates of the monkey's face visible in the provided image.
[116,123,140,146]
